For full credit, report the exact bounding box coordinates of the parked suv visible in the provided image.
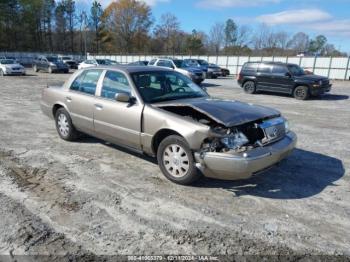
[149,58,205,85]
[237,62,332,100]
[59,56,78,69]
[33,56,69,74]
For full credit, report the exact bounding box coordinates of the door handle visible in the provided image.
[66,97,72,102]
[95,104,103,110]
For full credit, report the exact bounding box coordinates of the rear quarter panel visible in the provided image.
[40,86,70,119]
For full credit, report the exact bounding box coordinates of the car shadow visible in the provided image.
[255,91,349,101]
[201,83,221,88]
[311,94,349,101]
[194,149,345,200]
[76,135,158,164]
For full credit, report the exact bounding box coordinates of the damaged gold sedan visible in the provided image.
[41,66,297,185]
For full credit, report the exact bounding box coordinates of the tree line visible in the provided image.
[0,0,347,56]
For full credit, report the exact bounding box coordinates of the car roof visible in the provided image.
[244,61,298,66]
[81,65,173,73]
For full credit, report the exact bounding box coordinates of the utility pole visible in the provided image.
[82,11,88,59]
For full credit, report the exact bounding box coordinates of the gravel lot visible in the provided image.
[0,69,349,259]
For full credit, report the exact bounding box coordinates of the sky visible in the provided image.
[76,0,350,53]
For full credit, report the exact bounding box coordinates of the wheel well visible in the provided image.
[52,104,63,117]
[293,84,310,92]
[152,129,182,154]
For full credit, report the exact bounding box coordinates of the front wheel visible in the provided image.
[243,81,256,94]
[33,65,38,72]
[48,67,53,74]
[0,69,4,77]
[157,135,200,185]
[55,108,78,141]
[293,86,309,100]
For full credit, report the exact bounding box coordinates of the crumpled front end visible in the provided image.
[193,116,297,180]
[195,131,296,180]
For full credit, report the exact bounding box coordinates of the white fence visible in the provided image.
[89,54,350,80]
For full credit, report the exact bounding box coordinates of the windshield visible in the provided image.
[132,71,208,103]
[173,59,185,68]
[97,59,112,65]
[47,57,59,62]
[184,59,200,67]
[0,59,15,64]
[197,60,209,66]
[287,64,305,76]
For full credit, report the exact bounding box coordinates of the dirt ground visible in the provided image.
[0,70,349,260]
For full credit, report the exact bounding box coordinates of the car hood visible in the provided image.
[155,98,280,127]
[6,63,23,68]
[294,74,328,81]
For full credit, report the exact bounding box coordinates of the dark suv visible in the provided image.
[237,62,332,100]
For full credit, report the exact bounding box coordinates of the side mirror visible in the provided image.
[115,93,132,103]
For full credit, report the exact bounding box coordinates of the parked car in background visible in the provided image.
[59,56,78,69]
[0,59,26,76]
[207,63,222,79]
[105,59,119,65]
[78,59,116,69]
[221,67,230,77]
[149,58,205,85]
[41,66,296,185]
[129,60,149,66]
[238,62,332,100]
[0,56,6,60]
[33,56,69,74]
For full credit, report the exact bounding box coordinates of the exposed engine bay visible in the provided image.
[159,105,287,154]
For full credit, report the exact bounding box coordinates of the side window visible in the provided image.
[272,65,288,75]
[101,71,131,100]
[157,60,173,68]
[243,63,259,72]
[258,64,272,74]
[70,69,102,95]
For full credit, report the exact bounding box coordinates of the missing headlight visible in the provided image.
[220,132,249,150]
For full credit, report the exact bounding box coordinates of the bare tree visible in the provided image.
[208,22,224,55]
[287,32,310,52]
[154,13,180,54]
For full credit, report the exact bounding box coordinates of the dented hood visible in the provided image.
[155,98,280,127]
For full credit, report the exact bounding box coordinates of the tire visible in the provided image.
[243,81,256,94]
[293,86,309,100]
[157,135,200,185]
[55,108,78,141]
[0,69,4,77]
[64,69,69,74]
[33,65,38,72]
[48,67,53,74]
[212,75,218,79]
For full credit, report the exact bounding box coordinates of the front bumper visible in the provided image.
[311,84,332,96]
[195,131,297,180]
[4,69,26,75]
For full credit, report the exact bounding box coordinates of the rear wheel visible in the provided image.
[55,108,78,141]
[293,86,309,100]
[157,135,200,185]
[243,81,256,94]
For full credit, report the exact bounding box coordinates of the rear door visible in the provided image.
[271,65,294,94]
[66,69,103,133]
[93,70,143,150]
[256,64,273,91]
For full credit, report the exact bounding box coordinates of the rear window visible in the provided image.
[243,63,259,72]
